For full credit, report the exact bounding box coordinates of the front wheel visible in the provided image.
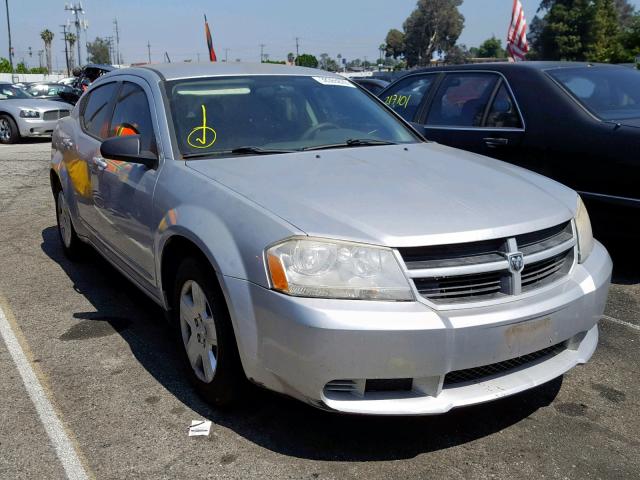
[0,115,20,144]
[172,257,245,407]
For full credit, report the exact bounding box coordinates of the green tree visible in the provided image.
[87,37,111,64]
[15,62,29,74]
[65,32,77,68]
[402,0,464,67]
[295,53,318,68]
[385,29,405,58]
[0,57,12,73]
[531,0,628,61]
[476,36,506,58]
[620,14,640,60]
[446,44,471,64]
[40,29,54,74]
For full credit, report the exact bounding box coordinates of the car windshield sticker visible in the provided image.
[187,105,217,149]
[312,76,356,88]
[384,94,411,109]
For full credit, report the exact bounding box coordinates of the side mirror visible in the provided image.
[100,135,157,168]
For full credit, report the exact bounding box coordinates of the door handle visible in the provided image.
[483,137,509,148]
[91,156,108,171]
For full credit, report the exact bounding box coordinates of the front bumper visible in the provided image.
[225,241,611,415]
[18,118,59,137]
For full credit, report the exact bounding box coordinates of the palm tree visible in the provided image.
[65,33,77,69]
[40,29,54,73]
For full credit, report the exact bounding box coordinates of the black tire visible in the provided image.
[55,189,84,260]
[172,257,245,407]
[0,114,20,144]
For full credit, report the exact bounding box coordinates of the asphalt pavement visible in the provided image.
[0,140,638,480]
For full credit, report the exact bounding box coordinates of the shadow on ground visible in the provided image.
[41,225,565,461]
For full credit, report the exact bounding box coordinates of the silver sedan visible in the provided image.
[50,63,611,415]
[0,84,71,144]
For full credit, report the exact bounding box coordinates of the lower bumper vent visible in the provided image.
[444,342,567,386]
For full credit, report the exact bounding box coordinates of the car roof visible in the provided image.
[124,62,340,81]
[405,61,628,76]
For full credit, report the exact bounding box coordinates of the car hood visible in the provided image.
[0,98,72,111]
[611,117,640,129]
[187,143,577,247]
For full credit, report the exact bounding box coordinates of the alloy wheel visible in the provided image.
[179,280,218,383]
[0,118,10,141]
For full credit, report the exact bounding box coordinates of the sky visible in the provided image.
[2,0,640,70]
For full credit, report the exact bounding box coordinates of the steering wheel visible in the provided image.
[301,122,340,140]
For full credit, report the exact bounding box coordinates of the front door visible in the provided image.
[89,80,161,283]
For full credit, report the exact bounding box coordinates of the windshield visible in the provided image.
[548,66,640,121]
[0,85,32,100]
[166,75,419,157]
[27,84,70,97]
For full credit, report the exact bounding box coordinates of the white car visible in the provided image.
[0,84,71,144]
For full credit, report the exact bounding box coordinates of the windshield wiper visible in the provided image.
[183,146,295,159]
[302,138,397,151]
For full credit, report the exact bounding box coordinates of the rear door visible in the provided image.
[381,73,439,123]
[74,81,120,230]
[420,72,525,157]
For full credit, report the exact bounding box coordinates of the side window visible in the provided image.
[485,84,523,128]
[81,82,119,139]
[427,74,499,127]
[109,82,156,153]
[382,75,435,121]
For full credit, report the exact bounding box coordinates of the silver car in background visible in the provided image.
[0,84,71,144]
[50,63,612,415]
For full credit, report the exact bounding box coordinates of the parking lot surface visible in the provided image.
[0,141,638,480]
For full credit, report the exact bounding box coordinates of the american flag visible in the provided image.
[507,0,529,62]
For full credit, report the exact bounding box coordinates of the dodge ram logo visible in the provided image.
[508,253,525,273]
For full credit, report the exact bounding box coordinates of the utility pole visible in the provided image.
[113,18,120,64]
[295,37,300,61]
[4,0,13,73]
[38,50,44,69]
[65,2,85,66]
[196,53,200,62]
[224,48,230,62]
[105,36,114,64]
[259,43,265,63]
[147,41,151,63]
[61,24,70,75]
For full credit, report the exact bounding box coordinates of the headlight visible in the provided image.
[266,238,414,301]
[575,196,594,263]
[19,109,40,118]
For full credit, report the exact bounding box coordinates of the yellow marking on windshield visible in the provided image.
[187,104,217,149]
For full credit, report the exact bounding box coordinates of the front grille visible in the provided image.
[42,110,70,121]
[413,270,506,301]
[444,342,567,386]
[398,221,575,305]
[522,250,573,291]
